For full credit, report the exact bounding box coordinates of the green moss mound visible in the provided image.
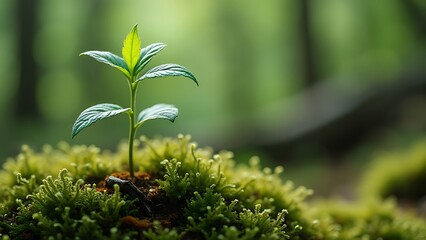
[0,135,425,239]
[359,139,426,203]
[312,198,426,239]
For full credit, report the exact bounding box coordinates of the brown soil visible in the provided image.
[96,171,184,232]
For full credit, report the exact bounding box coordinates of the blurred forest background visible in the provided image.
[0,0,425,197]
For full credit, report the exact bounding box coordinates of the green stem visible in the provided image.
[128,78,138,178]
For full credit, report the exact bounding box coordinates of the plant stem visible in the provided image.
[128,78,138,178]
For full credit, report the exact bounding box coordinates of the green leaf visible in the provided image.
[122,25,141,74]
[72,103,130,138]
[134,43,166,75]
[80,51,130,78]
[137,64,198,86]
[137,104,178,126]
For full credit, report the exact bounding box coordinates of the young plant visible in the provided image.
[72,25,198,178]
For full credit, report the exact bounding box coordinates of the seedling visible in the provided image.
[72,25,198,178]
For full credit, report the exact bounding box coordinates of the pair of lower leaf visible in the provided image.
[72,103,178,138]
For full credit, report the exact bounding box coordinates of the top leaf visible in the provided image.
[136,64,198,86]
[122,25,141,75]
[134,43,166,76]
[80,51,130,78]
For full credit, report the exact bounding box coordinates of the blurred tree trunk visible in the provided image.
[399,0,426,39]
[298,0,322,120]
[214,3,256,143]
[15,0,40,119]
[299,0,317,88]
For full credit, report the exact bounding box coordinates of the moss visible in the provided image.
[0,135,425,239]
[359,139,426,204]
[312,198,426,240]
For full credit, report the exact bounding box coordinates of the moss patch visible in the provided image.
[0,135,425,239]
